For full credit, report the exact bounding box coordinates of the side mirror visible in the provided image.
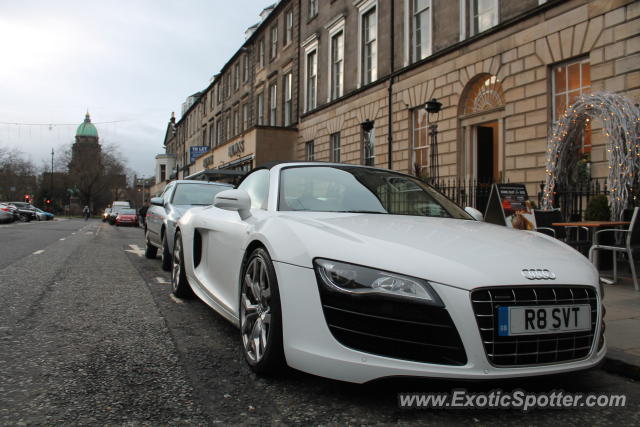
[150,197,164,207]
[465,207,484,221]
[214,189,252,220]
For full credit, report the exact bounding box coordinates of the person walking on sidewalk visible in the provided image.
[83,205,90,221]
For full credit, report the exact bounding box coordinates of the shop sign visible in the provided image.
[228,140,245,157]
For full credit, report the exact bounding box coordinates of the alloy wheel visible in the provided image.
[240,256,272,363]
[172,237,182,293]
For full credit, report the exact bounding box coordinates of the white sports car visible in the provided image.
[172,162,605,383]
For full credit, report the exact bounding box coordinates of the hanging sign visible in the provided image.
[484,183,537,230]
[190,146,210,163]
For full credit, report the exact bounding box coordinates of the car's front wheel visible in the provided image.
[161,231,172,271]
[171,231,193,298]
[239,248,284,375]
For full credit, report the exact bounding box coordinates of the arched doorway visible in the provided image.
[458,74,505,184]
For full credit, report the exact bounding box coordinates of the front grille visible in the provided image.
[471,286,598,366]
[317,286,467,366]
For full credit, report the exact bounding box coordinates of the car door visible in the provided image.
[199,169,270,316]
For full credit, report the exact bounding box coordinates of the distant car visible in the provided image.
[112,201,131,209]
[34,208,54,221]
[102,208,112,222]
[108,206,128,224]
[7,202,37,222]
[145,180,233,270]
[115,208,138,226]
[0,203,16,223]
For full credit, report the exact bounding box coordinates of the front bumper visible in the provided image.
[274,262,606,384]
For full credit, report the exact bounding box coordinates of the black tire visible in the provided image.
[171,231,193,298]
[239,247,285,375]
[18,214,30,222]
[161,231,172,271]
[145,230,158,259]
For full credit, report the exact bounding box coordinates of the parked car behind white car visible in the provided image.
[172,163,605,383]
[145,180,233,270]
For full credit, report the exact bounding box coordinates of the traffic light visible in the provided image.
[24,194,30,202]
[46,199,51,205]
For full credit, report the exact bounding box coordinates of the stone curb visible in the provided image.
[602,347,640,381]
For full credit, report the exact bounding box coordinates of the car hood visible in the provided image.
[267,212,597,290]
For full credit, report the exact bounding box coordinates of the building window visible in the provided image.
[412,109,429,176]
[258,39,265,68]
[216,118,223,145]
[233,108,240,135]
[243,54,249,82]
[242,103,249,131]
[413,0,432,61]
[363,123,375,166]
[217,83,222,104]
[283,72,292,126]
[306,49,317,111]
[234,63,240,90]
[330,132,341,162]
[361,4,377,86]
[209,122,215,147]
[225,115,231,141]
[284,9,293,45]
[270,24,278,60]
[306,141,315,161]
[257,91,265,125]
[309,0,318,19]
[552,58,591,152]
[330,30,344,100]
[160,164,166,182]
[471,0,498,35]
[269,82,278,126]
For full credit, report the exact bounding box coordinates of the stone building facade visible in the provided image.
[158,0,639,201]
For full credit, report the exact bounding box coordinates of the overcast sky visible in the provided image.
[0,0,270,177]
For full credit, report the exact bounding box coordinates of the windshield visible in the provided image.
[171,183,229,206]
[278,166,471,219]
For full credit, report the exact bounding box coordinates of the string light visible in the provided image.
[542,92,640,220]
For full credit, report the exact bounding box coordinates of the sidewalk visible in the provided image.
[601,270,640,380]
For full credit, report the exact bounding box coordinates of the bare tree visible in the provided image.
[0,146,36,201]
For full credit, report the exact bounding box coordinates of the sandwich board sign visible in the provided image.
[484,183,537,230]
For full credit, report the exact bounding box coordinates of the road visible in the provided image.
[0,219,638,425]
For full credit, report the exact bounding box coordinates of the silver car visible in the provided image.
[145,180,233,270]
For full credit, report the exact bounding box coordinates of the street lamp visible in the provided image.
[361,119,374,166]
[424,98,443,185]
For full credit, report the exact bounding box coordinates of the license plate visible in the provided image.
[498,304,591,336]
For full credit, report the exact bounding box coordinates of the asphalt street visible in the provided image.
[1,218,638,425]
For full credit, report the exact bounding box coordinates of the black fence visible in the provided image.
[431,179,494,213]
[536,178,611,221]
[431,177,628,222]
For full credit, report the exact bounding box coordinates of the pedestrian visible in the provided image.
[83,205,90,221]
[138,202,149,228]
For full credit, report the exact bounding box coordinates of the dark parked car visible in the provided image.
[8,202,37,222]
[145,180,233,270]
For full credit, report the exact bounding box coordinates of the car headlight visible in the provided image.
[314,258,443,306]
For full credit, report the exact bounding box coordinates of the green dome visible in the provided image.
[76,113,98,137]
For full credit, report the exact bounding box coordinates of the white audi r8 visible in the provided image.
[172,162,605,383]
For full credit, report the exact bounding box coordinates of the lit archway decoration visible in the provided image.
[542,92,640,220]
